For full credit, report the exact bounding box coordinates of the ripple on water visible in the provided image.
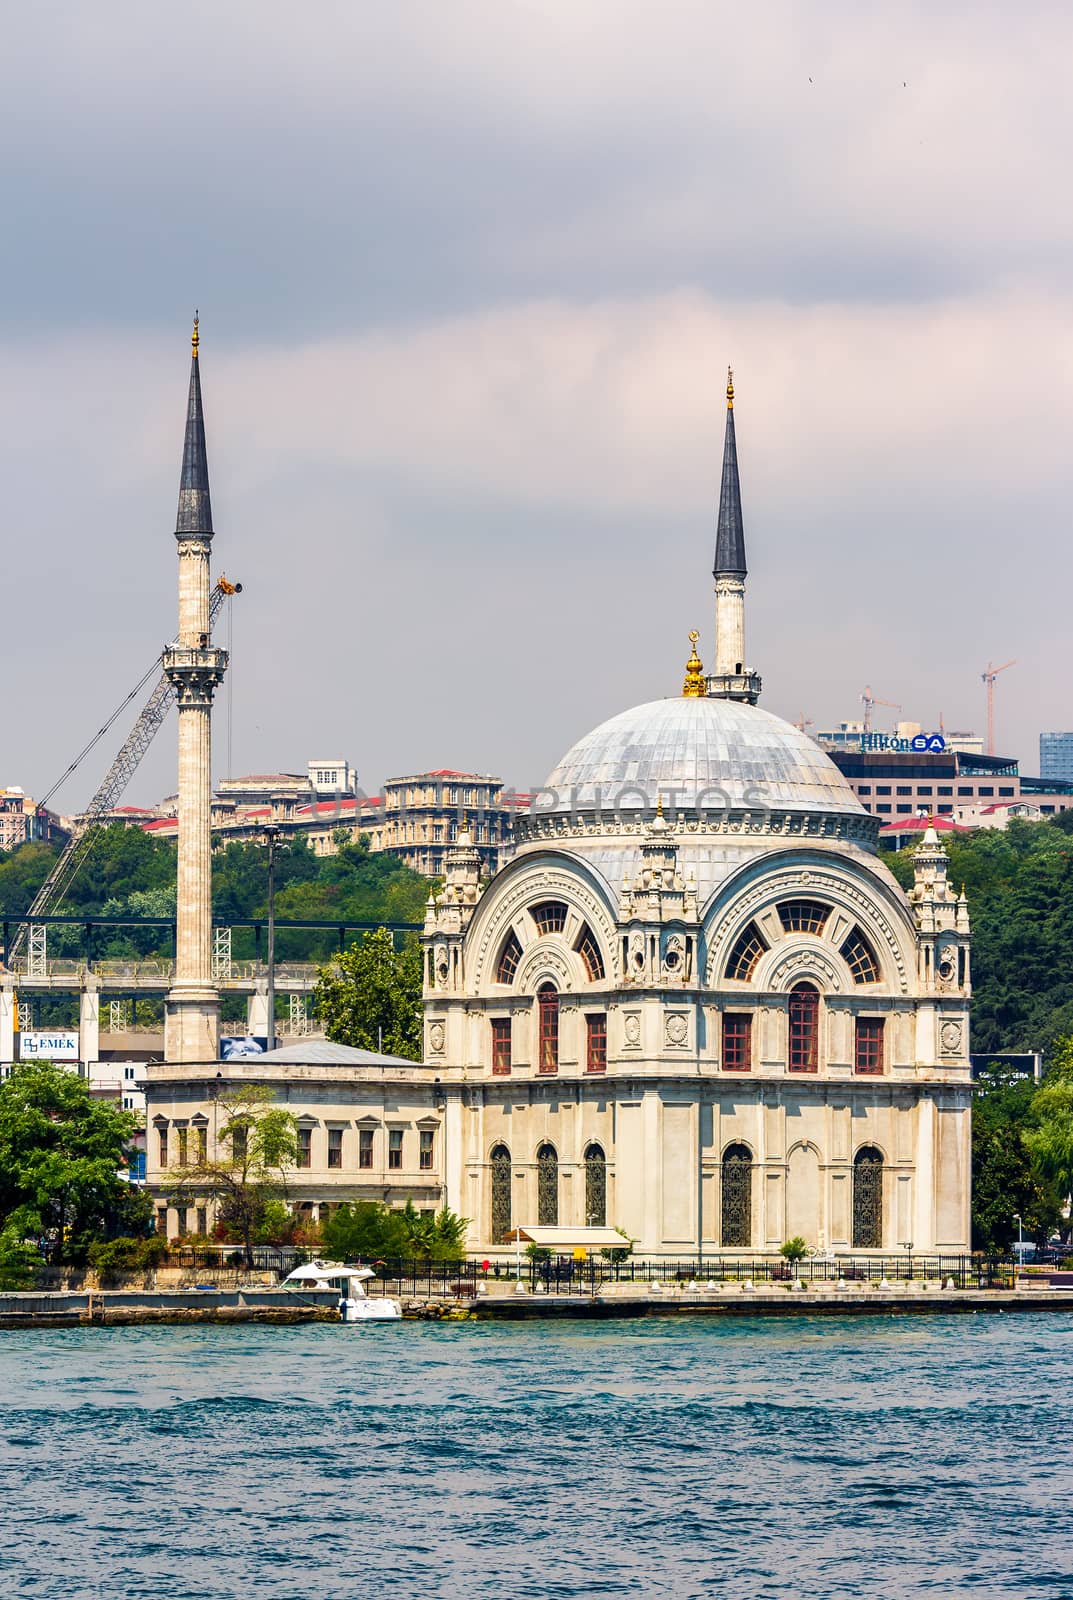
[0,1316,1071,1600]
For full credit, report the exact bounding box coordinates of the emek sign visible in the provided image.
[19,1030,79,1060]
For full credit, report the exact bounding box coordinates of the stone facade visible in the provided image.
[145,368,972,1257]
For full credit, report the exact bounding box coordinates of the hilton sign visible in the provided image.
[861,733,947,754]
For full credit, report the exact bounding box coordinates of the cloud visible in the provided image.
[3,281,1070,803]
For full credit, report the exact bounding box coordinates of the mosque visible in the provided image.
[146,339,973,1257]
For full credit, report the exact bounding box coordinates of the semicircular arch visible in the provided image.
[468,849,618,994]
[703,847,917,995]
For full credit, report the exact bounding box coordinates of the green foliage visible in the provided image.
[0,824,428,966]
[1025,1053,1073,1220]
[881,817,1073,1057]
[780,1236,808,1262]
[0,1062,147,1263]
[972,1061,1063,1251]
[87,1233,169,1279]
[0,1226,44,1289]
[168,1087,298,1266]
[321,1199,469,1262]
[322,1201,409,1261]
[314,927,423,1059]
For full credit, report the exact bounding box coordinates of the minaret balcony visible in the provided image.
[162,645,227,707]
[707,667,762,705]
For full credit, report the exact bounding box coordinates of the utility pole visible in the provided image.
[263,824,279,1052]
[981,660,1017,755]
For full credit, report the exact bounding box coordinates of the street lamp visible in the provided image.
[262,824,280,1052]
[1013,1212,1023,1284]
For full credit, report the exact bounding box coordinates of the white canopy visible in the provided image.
[504,1226,627,1252]
[281,1261,375,1286]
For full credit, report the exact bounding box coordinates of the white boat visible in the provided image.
[281,1260,402,1323]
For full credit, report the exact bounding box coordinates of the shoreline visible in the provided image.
[2,1284,1073,1327]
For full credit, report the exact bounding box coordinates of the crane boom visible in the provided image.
[8,579,240,962]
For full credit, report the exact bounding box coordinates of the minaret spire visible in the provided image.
[708,366,761,705]
[713,367,746,579]
[163,316,227,1065]
[176,313,213,537]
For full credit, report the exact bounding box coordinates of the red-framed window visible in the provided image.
[327,1127,343,1168]
[788,984,819,1073]
[722,1013,752,1072]
[420,1130,434,1170]
[297,1127,312,1168]
[358,1129,374,1169]
[388,1129,403,1170]
[538,984,559,1074]
[855,1017,885,1075]
[586,1014,607,1073]
[491,1017,512,1076]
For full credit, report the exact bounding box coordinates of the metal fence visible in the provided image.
[104,1246,1056,1295]
[347,1252,1034,1298]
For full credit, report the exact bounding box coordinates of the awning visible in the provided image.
[503,1226,627,1251]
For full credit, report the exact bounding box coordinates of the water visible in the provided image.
[2,1314,1071,1600]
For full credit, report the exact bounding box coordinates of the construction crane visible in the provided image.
[8,578,240,963]
[860,685,901,735]
[982,659,1017,755]
[793,712,814,733]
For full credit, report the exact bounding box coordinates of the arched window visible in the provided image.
[490,1144,512,1243]
[496,930,522,985]
[727,922,767,982]
[852,1147,883,1249]
[721,1143,752,1247]
[575,923,605,981]
[585,1144,606,1226]
[841,928,880,984]
[531,900,568,936]
[538,984,559,1074]
[788,983,819,1073]
[537,1143,558,1225]
[779,900,831,935]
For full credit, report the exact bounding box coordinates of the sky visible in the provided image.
[4,1,1072,810]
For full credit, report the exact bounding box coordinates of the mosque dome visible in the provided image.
[536,695,863,819]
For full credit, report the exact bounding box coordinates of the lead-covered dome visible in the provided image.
[535,696,863,819]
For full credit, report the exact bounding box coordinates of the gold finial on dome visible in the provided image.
[192,310,200,359]
[656,793,664,819]
[682,629,706,697]
[726,365,734,410]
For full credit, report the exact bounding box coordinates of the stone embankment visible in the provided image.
[463,1279,1073,1319]
[0,1288,339,1328]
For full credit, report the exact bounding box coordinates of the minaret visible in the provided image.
[163,317,227,1063]
[708,368,761,704]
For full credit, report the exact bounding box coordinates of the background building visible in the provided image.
[0,788,66,850]
[829,748,1073,822]
[1040,733,1073,784]
[136,764,527,876]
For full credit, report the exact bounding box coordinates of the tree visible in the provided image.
[168,1086,298,1266]
[0,1062,148,1263]
[320,1199,470,1262]
[314,927,423,1059]
[322,1201,410,1261]
[1025,1040,1073,1238]
[972,1061,1064,1251]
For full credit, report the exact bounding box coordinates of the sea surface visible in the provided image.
[1,1313,1071,1600]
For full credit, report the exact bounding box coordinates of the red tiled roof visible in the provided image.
[878,815,969,835]
[141,819,177,833]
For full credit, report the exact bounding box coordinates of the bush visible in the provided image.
[780,1237,809,1263]
[87,1235,171,1278]
[0,1227,43,1291]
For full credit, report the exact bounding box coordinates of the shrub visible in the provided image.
[0,1227,43,1291]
